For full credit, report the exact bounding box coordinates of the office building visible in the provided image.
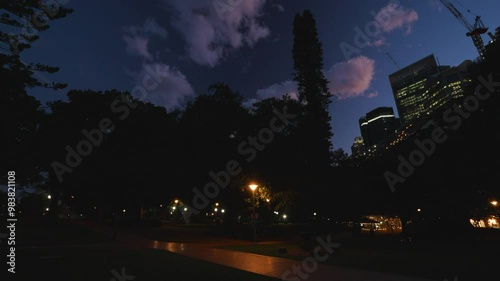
[423,60,473,113]
[389,54,448,125]
[359,107,399,147]
[351,136,365,157]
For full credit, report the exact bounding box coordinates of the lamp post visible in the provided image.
[249,184,258,242]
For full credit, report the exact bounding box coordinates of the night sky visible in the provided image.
[23,0,500,154]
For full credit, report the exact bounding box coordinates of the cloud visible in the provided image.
[326,56,375,99]
[128,63,195,112]
[125,17,168,39]
[372,37,388,47]
[429,0,444,11]
[164,0,270,67]
[123,35,152,60]
[375,2,418,34]
[366,91,379,98]
[256,80,299,100]
[252,56,376,103]
[141,18,168,38]
[273,4,285,13]
[123,18,168,60]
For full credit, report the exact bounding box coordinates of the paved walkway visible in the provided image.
[84,223,438,281]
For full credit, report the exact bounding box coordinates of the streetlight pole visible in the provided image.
[249,184,258,242]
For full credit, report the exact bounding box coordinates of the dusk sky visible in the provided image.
[23,0,499,154]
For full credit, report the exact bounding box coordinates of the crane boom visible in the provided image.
[440,0,473,31]
[440,0,488,60]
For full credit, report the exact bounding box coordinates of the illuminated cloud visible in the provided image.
[123,18,168,61]
[372,37,388,47]
[164,0,270,67]
[326,56,375,99]
[128,63,195,111]
[375,2,418,34]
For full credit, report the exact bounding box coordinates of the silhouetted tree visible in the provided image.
[292,10,333,172]
[1,2,72,186]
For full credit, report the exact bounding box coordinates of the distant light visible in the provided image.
[417,208,421,212]
[283,214,287,219]
[71,195,75,199]
[47,195,51,199]
[172,206,176,210]
[184,208,188,211]
[313,212,317,216]
[249,184,258,191]
[94,206,97,210]
[221,209,225,213]
[491,201,498,206]
[215,202,219,206]
[160,204,163,208]
[266,198,270,203]
[122,209,126,213]
[46,208,49,211]
[174,199,179,204]
[214,208,218,212]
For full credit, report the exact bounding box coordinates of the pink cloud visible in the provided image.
[366,91,379,98]
[372,37,388,47]
[326,56,375,99]
[164,0,270,67]
[375,2,418,34]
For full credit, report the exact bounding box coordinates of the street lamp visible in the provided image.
[249,184,258,242]
[491,201,498,207]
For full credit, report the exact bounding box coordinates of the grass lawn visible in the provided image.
[216,234,500,281]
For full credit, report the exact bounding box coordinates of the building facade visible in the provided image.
[359,107,399,147]
[389,54,445,125]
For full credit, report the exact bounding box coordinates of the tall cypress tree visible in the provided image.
[292,10,333,171]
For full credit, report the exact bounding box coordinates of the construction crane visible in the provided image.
[440,0,492,60]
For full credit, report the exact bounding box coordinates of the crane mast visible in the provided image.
[440,0,489,60]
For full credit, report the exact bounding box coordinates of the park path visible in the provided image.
[83,222,438,281]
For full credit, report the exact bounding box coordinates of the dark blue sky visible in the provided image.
[23,0,499,154]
